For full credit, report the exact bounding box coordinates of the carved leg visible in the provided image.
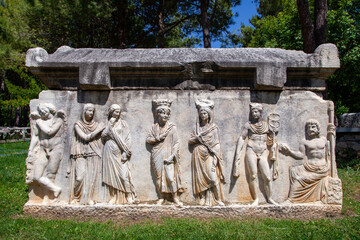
[156,192,164,205]
[199,192,206,206]
[246,151,259,205]
[205,190,211,206]
[258,154,278,206]
[213,184,225,206]
[38,176,62,197]
[126,192,135,204]
[172,192,183,206]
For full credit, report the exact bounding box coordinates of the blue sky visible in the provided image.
[212,0,258,48]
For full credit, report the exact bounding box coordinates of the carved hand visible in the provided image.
[121,152,128,162]
[97,123,106,132]
[327,123,336,134]
[109,118,118,127]
[159,133,166,141]
[278,143,290,155]
[56,110,66,120]
[164,155,174,164]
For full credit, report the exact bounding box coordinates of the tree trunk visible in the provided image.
[157,0,165,48]
[297,0,316,53]
[314,0,327,46]
[118,0,127,49]
[15,107,20,127]
[200,0,211,48]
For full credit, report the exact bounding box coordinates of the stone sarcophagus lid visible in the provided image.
[23,44,342,220]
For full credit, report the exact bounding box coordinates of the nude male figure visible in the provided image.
[234,103,278,205]
[28,103,66,200]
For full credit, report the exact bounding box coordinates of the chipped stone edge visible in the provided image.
[23,203,342,220]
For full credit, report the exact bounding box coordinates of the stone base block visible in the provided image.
[23,203,342,221]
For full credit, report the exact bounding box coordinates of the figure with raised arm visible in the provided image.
[102,104,136,204]
[26,103,66,203]
[68,103,104,205]
[279,119,331,203]
[146,99,183,206]
[189,99,225,206]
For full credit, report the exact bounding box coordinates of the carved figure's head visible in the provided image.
[195,99,214,124]
[250,103,263,121]
[153,99,172,125]
[306,119,321,138]
[37,103,56,119]
[83,103,95,123]
[108,104,121,119]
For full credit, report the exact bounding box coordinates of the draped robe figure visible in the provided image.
[289,150,329,203]
[146,99,183,205]
[147,123,183,197]
[189,99,225,206]
[102,105,135,204]
[69,104,103,205]
[280,119,331,204]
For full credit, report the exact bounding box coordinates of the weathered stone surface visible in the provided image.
[23,203,341,220]
[24,44,342,218]
[340,113,360,128]
[0,127,30,141]
[336,112,360,157]
[26,44,339,91]
[26,90,341,206]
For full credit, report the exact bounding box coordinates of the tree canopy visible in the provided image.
[1,0,359,125]
[228,0,360,116]
[0,0,240,126]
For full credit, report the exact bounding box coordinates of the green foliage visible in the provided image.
[0,142,28,217]
[327,0,360,114]
[253,0,286,17]
[0,0,46,126]
[338,167,360,215]
[230,0,360,115]
[0,142,360,239]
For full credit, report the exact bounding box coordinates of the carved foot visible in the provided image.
[53,187,62,198]
[281,199,292,205]
[199,197,206,206]
[108,198,116,205]
[88,200,95,205]
[216,201,225,206]
[70,199,79,205]
[251,198,259,206]
[174,198,183,207]
[127,197,135,204]
[268,198,279,206]
[42,195,51,205]
[156,198,164,205]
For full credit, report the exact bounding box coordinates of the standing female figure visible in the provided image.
[68,103,104,205]
[146,99,183,206]
[102,104,136,204]
[189,99,225,206]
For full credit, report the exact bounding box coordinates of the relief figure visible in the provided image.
[279,119,332,204]
[68,103,104,205]
[146,99,183,206]
[189,99,225,206]
[233,103,279,206]
[102,104,136,204]
[26,103,66,203]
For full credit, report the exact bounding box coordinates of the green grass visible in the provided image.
[0,142,360,239]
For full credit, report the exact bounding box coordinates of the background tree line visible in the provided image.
[225,0,360,115]
[0,0,359,126]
